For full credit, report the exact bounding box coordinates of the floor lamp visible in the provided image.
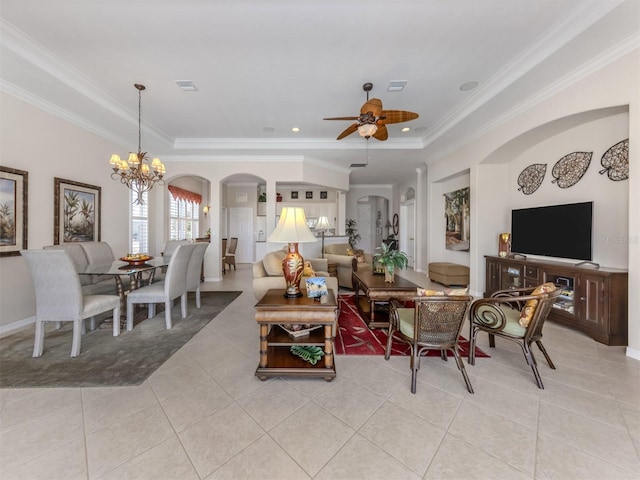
[267,207,318,298]
[316,215,331,259]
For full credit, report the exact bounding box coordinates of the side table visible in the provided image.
[255,289,338,381]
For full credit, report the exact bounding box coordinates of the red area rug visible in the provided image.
[335,294,489,358]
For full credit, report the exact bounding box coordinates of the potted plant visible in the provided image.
[345,218,360,249]
[373,241,409,283]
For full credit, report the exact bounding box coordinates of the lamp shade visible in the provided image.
[316,215,331,231]
[268,207,317,243]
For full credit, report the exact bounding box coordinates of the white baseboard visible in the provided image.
[626,346,640,361]
[0,316,35,338]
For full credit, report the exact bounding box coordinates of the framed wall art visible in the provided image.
[305,191,313,199]
[444,187,470,251]
[291,191,298,199]
[54,177,101,244]
[0,166,28,257]
[320,191,327,199]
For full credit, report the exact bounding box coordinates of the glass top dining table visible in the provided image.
[78,257,169,324]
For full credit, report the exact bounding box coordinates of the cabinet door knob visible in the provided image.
[579,297,586,301]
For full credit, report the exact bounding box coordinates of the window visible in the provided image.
[169,196,200,241]
[130,189,148,254]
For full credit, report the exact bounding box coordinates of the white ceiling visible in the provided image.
[1,0,638,185]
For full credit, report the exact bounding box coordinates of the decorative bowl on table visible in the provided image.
[119,254,153,266]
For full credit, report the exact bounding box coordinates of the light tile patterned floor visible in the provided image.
[1,264,638,479]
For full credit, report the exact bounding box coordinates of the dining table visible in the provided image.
[78,257,169,326]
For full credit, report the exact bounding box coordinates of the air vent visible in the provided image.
[349,163,367,168]
[387,81,407,92]
[175,80,198,91]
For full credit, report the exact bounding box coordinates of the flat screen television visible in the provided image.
[511,201,593,261]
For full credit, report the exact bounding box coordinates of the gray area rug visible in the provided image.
[0,291,241,388]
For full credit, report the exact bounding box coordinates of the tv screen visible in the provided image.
[511,202,593,261]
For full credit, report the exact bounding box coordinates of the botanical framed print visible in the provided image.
[305,191,313,199]
[54,177,101,244]
[291,191,298,199]
[0,166,28,257]
[320,191,327,199]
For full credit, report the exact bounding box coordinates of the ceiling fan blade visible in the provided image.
[336,123,359,140]
[372,124,388,141]
[361,98,383,117]
[323,116,360,121]
[379,110,419,124]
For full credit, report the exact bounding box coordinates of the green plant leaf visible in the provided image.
[290,345,325,365]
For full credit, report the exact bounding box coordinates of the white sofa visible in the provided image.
[323,243,373,289]
[252,250,339,301]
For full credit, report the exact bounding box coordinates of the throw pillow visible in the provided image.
[519,282,557,327]
[417,288,445,296]
[263,251,285,276]
[417,287,468,296]
[346,248,355,256]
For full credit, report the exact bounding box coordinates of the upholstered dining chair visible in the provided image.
[186,242,209,308]
[155,240,189,282]
[385,295,474,394]
[21,249,121,357]
[225,237,238,271]
[468,283,562,389]
[126,243,196,331]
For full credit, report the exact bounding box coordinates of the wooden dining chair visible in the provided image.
[21,249,121,357]
[225,237,238,271]
[222,238,228,274]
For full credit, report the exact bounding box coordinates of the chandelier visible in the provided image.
[109,83,165,205]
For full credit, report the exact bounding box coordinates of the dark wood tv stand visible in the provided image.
[485,255,628,346]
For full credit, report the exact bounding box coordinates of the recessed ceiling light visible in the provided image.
[175,80,198,91]
[401,127,411,132]
[459,81,478,91]
[291,127,300,132]
[263,127,275,133]
[387,81,407,92]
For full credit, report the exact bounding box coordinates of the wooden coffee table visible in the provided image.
[352,269,421,328]
[254,289,338,381]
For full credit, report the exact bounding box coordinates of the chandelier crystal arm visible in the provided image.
[108,83,165,205]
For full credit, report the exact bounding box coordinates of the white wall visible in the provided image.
[426,48,639,356]
[0,92,131,329]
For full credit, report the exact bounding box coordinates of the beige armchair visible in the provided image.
[252,250,339,301]
[323,243,373,289]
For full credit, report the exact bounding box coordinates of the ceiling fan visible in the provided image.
[324,82,419,141]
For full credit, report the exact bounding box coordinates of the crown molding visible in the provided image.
[419,0,626,151]
[428,31,639,163]
[172,136,423,150]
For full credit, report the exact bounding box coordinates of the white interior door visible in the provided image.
[229,207,254,263]
[400,201,416,268]
[357,203,372,252]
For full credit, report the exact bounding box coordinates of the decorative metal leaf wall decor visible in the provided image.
[551,151,592,188]
[599,139,629,181]
[517,163,547,195]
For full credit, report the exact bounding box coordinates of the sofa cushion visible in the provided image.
[263,250,285,276]
[324,243,351,256]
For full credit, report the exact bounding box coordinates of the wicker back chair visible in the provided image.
[385,295,474,394]
[468,285,562,389]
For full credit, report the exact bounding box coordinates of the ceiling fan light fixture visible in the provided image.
[358,123,378,138]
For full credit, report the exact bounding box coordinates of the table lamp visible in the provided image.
[267,207,318,298]
[316,215,331,258]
